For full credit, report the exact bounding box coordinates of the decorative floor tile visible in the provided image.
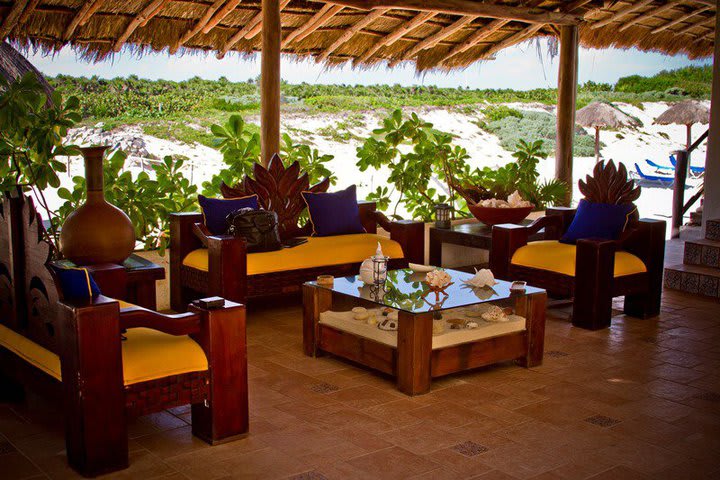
[289,471,328,480]
[701,245,720,268]
[584,415,621,428]
[451,441,489,457]
[545,350,569,358]
[692,391,720,403]
[0,440,16,454]
[698,275,719,298]
[680,272,699,294]
[683,243,702,265]
[663,269,682,290]
[310,382,340,394]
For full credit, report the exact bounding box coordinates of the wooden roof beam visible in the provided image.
[64,0,105,40]
[316,7,388,62]
[17,0,40,28]
[201,0,242,34]
[676,14,716,36]
[0,0,30,40]
[590,0,655,30]
[113,0,171,52]
[618,0,683,32]
[217,0,291,59]
[652,6,711,34]
[355,11,437,64]
[393,14,477,65]
[172,0,225,53]
[282,4,344,47]
[325,0,581,25]
[444,18,509,59]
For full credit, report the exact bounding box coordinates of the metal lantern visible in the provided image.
[435,203,452,229]
[371,254,389,288]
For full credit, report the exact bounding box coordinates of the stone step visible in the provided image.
[664,264,720,299]
[683,238,720,269]
[707,219,720,241]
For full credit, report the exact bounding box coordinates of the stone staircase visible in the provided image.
[664,219,720,299]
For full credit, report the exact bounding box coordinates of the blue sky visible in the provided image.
[27,39,711,90]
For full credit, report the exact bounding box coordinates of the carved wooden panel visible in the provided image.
[220,154,330,240]
[0,193,16,331]
[579,160,641,206]
[18,194,60,353]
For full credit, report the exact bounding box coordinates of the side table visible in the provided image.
[60,254,166,310]
[429,220,542,268]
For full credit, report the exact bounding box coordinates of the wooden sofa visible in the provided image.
[170,155,424,311]
[490,161,666,330]
[0,190,249,477]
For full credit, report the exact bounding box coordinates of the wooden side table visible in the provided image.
[429,220,542,268]
[75,254,165,310]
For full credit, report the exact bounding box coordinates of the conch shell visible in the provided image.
[425,269,452,288]
[463,268,497,288]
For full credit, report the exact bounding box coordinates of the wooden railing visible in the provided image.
[671,129,709,238]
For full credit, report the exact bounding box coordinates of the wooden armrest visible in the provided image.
[120,305,201,336]
[490,223,530,279]
[388,218,425,265]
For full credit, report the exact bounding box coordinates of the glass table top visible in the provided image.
[307,268,545,314]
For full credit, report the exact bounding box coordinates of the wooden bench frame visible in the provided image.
[0,190,249,477]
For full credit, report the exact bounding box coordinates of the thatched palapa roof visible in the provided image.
[655,99,711,126]
[0,40,53,94]
[576,101,641,128]
[0,1,715,72]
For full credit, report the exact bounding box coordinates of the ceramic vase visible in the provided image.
[59,146,135,265]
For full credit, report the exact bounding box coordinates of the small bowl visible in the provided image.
[467,205,533,226]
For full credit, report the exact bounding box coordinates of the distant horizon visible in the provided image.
[26,39,711,91]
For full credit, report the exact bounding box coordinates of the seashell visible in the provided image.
[425,269,452,288]
[352,306,368,320]
[463,268,496,288]
[378,318,397,331]
[366,315,378,326]
[387,311,398,321]
[481,305,509,322]
[359,259,375,285]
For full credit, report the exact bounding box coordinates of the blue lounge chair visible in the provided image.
[645,159,673,171]
[634,163,674,186]
[670,155,705,175]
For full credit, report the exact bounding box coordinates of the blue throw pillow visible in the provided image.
[560,199,635,244]
[50,265,101,299]
[198,194,259,235]
[302,185,366,237]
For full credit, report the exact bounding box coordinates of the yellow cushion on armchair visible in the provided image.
[182,233,405,274]
[511,240,647,277]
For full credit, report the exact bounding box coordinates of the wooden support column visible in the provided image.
[555,25,578,206]
[702,5,720,235]
[261,0,281,166]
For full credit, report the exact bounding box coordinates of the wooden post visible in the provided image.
[555,25,578,206]
[261,0,281,166]
[594,126,600,163]
[672,150,689,238]
[701,7,720,236]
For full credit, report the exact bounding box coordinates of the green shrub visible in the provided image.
[483,105,522,122]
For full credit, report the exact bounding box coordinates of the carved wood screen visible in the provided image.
[579,160,641,223]
[0,191,60,353]
[220,153,330,240]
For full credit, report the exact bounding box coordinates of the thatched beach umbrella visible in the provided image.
[576,102,640,162]
[0,42,53,97]
[654,100,710,150]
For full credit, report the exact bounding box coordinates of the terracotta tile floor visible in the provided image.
[2,289,720,480]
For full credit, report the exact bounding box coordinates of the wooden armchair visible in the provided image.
[490,162,666,330]
[170,154,424,311]
[0,191,248,477]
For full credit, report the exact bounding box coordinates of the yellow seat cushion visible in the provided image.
[182,233,405,275]
[511,240,647,277]
[0,317,208,386]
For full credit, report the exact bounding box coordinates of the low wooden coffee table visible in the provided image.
[303,269,547,395]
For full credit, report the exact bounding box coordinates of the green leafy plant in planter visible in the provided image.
[56,152,198,255]
[201,114,335,197]
[356,109,471,222]
[463,139,567,209]
[0,73,81,249]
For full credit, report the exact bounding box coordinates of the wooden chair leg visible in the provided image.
[572,240,615,330]
[59,301,128,477]
[190,301,249,444]
[623,292,661,319]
